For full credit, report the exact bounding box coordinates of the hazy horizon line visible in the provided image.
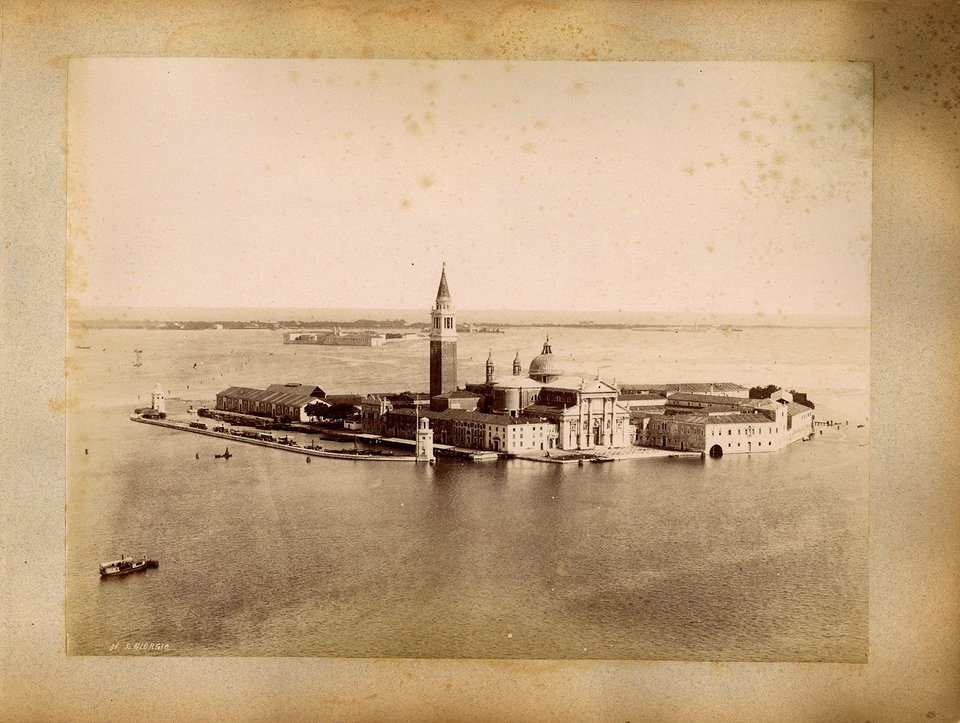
[70,305,870,328]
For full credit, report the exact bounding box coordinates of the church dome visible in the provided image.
[528,336,563,382]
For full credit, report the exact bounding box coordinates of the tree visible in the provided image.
[305,401,329,420]
[750,384,816,409]
[325,403,359,420]
[749,384,780,399]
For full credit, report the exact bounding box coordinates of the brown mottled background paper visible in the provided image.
[2,1,958,720]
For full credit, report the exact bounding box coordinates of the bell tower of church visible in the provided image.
[429,263,457,404]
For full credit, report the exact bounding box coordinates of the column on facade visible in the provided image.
[602,396,610,446]
[577,400,584,449]
[580,397,593,447]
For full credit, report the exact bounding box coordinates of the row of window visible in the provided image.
[708,426,780,437]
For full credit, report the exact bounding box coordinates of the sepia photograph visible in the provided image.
[4,0,960,719]
[65,58,871,661]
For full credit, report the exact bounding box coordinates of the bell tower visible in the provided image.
[429,263,457,405]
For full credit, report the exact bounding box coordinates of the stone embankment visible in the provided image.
[510,446,701,464]
[132,415,697,465]
[130,415,422,462]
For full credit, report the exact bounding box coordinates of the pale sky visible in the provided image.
[68,59,871,317]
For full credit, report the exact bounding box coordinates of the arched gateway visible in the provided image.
[709,444,724,458]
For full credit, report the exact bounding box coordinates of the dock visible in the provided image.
[357,434,500,462]
[131,415,690,465]
[510,446,701,464]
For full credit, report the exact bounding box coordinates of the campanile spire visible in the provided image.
[435,262,451,304]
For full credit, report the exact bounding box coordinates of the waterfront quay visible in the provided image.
[130,414,506,462]
[131,415,419,461]
[131,413,697,465]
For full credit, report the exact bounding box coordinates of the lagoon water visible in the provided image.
[66,323,868,660]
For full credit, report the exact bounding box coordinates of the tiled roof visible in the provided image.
[216,386,316,408]
[651,411,774,425]
[391,392,431,402]
[440,409,545,425]
[264,383,324,397]
[491,376,543,389]
[542,376,619,393]
[667,392,750,405]
[435,390,482,399]
[389,408,548,426]
[451,390,481,398]
[217,386,262,399]
[739,398,778,410]
[673,382,746,394]
[522,403,575,415]
[264,391,316,407]
[621,382,747,394]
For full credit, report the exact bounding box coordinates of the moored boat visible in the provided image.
[99,555,159,577]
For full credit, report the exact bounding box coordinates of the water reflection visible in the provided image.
[66,327,868,660]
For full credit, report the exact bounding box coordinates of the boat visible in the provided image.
[215,447,232,459]
[99,555,159,577]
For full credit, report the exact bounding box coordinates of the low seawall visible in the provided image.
[511,446,701,464]
[130,416,421,462]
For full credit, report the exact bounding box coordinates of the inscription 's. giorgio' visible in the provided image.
[109,642,171,652]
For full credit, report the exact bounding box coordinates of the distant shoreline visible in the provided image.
[69,318,868,332]
[67,306,870,330]
[68,320,869,332]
